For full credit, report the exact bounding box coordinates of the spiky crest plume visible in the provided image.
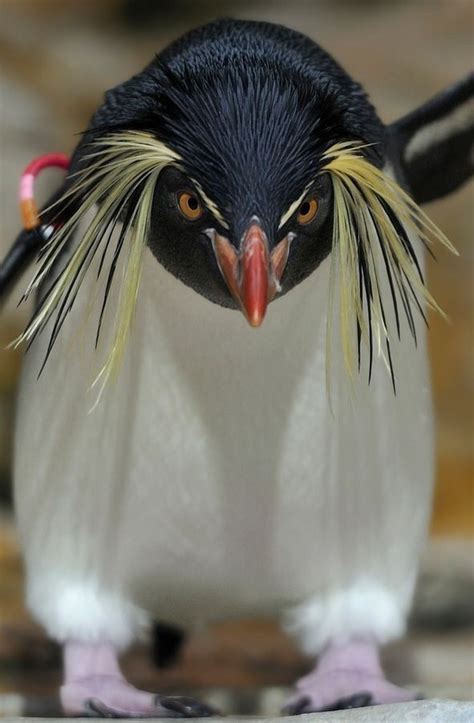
[13,131,181,398]
[322,141,456,391]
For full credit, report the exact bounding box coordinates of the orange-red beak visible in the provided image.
[240,223,270,327]
[210,222,292,328]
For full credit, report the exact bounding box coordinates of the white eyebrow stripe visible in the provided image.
[278,181,314,229]
[192,179,229,229]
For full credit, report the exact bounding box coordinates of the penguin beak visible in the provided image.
[209,223,292,327]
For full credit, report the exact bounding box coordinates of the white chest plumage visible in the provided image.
[14,237,433,651]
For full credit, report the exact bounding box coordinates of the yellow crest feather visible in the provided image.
[322,141,456,389]
[13,131,181,400]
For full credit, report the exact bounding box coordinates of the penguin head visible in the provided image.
[23,20,450,390]
[78,20,385,328]
[145,66,340,327]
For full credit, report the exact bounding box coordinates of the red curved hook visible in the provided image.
[19,152,70,230]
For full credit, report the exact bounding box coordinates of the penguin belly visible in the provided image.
[14,245,433,642]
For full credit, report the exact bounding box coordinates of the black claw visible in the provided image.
[281,695,311,716]
[321,691,374,711]
[85,698,120,718]
[160,695,218,718]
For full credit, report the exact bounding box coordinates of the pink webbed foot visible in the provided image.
[283,637,419,714]
[61,641,216,718]
[61,677,216,718]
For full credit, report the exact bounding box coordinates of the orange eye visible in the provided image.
[177,191,203,220]
[297,198,318,225]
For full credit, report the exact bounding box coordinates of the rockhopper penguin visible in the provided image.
[2,18,473,717]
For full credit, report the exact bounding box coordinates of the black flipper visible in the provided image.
[388,73,474,204]
[0,227,45,302]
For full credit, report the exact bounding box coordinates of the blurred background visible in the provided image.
[0,0,472,715]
